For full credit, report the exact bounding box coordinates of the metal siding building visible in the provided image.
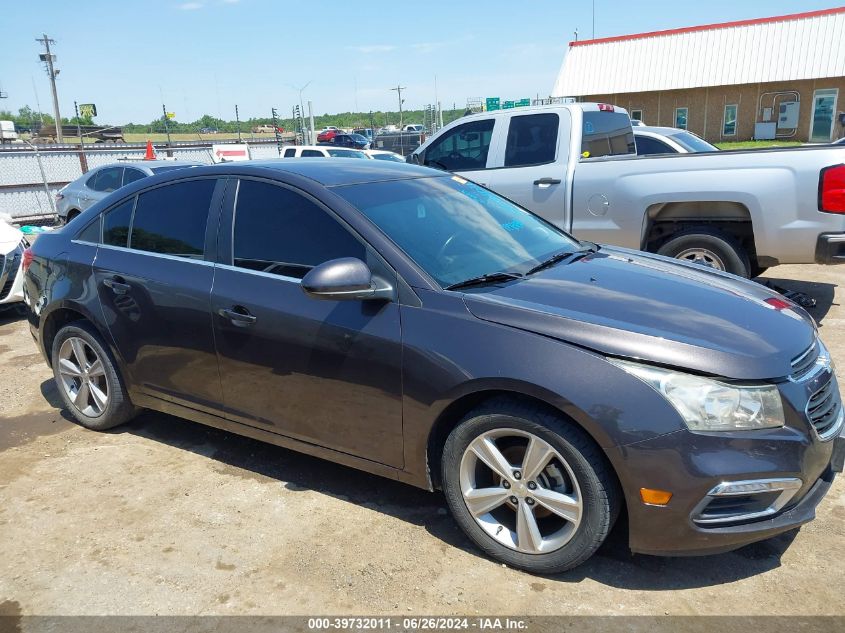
[552,7,845,143]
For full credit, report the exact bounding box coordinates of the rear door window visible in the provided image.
[504,113,558,167]
[90,167,123,192]
[129,179,215,258]
[302,149,324,157]
[102,198,135,247]
[581,111,636,158]
[283,148,296,157]
[423,119,495,171]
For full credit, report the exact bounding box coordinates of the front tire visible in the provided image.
[441,399,620,574]
[52,321,137,431]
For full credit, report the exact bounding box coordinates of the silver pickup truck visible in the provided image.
[409,103,845,277]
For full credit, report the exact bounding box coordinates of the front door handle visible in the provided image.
[533,177,562,186]
[218,306,257,327]
[103,276,130,295]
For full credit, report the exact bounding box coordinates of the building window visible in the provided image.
[674,107,688,130]
[630,109,643,123]
[723,104,737,136]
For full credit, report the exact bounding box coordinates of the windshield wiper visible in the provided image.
[527,243,598,275]
[446,271,524,291]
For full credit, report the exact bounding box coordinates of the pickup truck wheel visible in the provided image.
[441,399,619,574]
[657,230,750,277]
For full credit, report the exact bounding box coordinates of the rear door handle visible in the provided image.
[218,306,257,327]
[533,177,562,186]
[102,276,130,295]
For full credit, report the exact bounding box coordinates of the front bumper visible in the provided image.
[815,232,845,264]
[609,406,842,557]
[0,242,25,305]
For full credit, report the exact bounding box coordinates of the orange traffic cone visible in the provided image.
[144,140,156,160]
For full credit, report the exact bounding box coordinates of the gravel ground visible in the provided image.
[0,264,843,619]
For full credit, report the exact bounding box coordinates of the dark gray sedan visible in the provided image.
[24,160,843,573]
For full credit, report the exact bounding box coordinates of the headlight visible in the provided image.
[609,359,785,432]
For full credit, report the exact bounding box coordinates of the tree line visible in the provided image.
[0,105,468,133]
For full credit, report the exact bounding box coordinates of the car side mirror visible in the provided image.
[409,152,421,165]
[301,258,394,301]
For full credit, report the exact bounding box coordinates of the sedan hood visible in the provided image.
[462,247,816,380]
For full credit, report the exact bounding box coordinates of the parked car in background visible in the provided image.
[329,133,370,150]
[0,120,19,144]
[252,125,281,134]
[833,137,845,145]
[364,149,406,162]
[280,145,367,159]
[634,126,719,155]
[317,129,340,143]
[24,159,844,574]
[630,119,646,127]
[410,102,845,277]
[0,219,25,307]
[353,128,375,144]
[403,124,426,133]
[199,127,218,134]
[55,161,203,223]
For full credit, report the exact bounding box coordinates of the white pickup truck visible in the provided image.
[409,103,845,277]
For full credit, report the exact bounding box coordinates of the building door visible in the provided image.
[810,89,838,142]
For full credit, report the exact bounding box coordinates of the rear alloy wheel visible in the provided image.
[52,321,137,431]
[657,229,750,277]
[442,401,619,573]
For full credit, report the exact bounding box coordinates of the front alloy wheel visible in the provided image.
[442,401,619,573]
[460,429,583,553]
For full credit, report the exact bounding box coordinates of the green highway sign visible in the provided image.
[485,97,500,111]
[503,101,515,109]
[517,98,531,107]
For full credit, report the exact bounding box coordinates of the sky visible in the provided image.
[0,0,840,124]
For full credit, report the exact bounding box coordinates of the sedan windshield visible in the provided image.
[334,176,580,287]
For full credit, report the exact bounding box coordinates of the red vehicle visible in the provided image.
[317,128,340,143]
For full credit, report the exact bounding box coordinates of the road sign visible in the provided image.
[78,103,97,117]
[211,144,250,163]
[503,101,515,109]
[165,112,176,120]
[516,98,531,107]
[485,97,500,111]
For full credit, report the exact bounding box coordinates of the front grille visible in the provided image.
[790,341,819,381]
[806,377,843,440]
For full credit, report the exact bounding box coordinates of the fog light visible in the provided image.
[692,477,802,525]
[640,488,673,506]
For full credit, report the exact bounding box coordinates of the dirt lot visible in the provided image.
[0,265,843,618]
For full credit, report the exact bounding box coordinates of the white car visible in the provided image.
[403,124,425,133]
[279,145,367,159]
[0,220,26,307]
[363,149,407,163]
[633,126,718,155]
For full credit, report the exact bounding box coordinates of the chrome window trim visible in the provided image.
[214,261,301,284]
[95,242,215,266]
[691,477,803,526]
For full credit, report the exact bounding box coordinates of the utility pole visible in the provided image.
[36,34,62,142]
[235,104,241,142]
[308,101,315,146]
[161,104,172,151]
[391,85,406,129]
[74,101,84,147]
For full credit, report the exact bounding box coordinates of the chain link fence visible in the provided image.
[0,142,283,221]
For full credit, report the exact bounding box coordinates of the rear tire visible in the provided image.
[657,228,750,277]
[64,209,80,224]
[441,398,620,574]
[52,321,137,431]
